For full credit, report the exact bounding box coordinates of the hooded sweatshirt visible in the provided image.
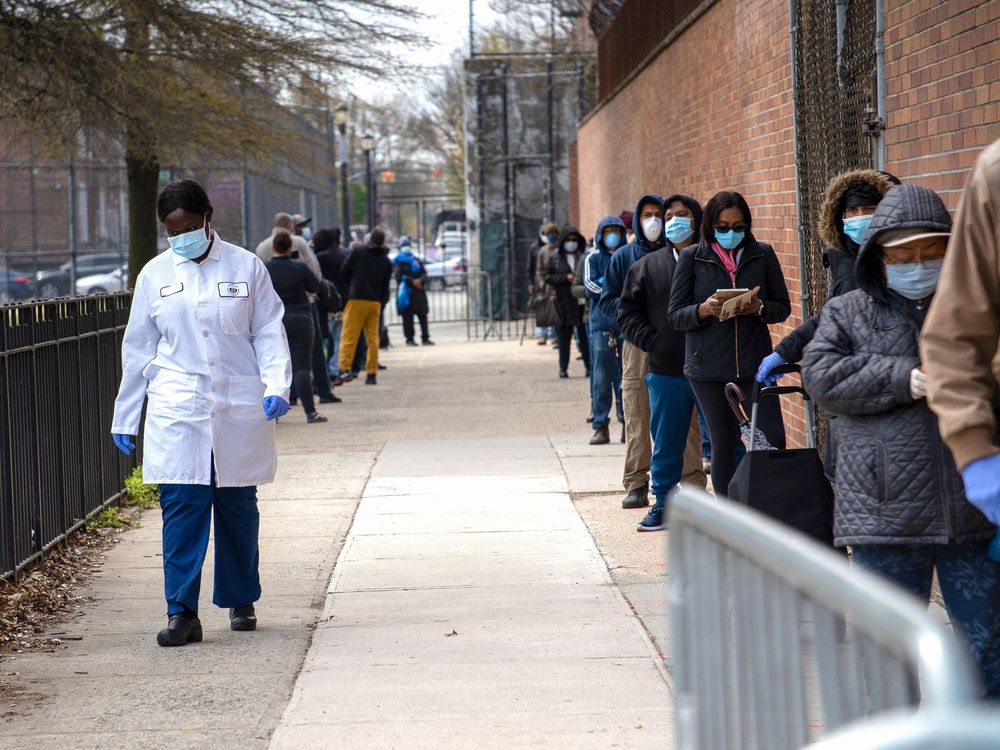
[341,241,392,305]
[597,194,667,329]
[584,215,628,332]
[544,225,586,327]
[801,185,991,546]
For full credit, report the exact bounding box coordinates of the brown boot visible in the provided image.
[589,424,610,445]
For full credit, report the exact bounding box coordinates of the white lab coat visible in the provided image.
[112,234,291,487]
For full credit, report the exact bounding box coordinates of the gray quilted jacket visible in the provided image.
[801,184,993,547]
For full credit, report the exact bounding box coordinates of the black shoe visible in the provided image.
[559,370,568,379]
[289,398,298,406]
[307,412,329,424]
[637,506,667,532]
[422,339,435,346]
[366,374,377,385]
[620,425,626,443]
[406,340,418,346]
[156,614,203,647]
[586,415,594,423]
[622,485,649,509]
[230,604,257,631]
[319,394,342,404]
[378,364,387,371]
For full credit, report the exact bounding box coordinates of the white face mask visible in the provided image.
[563,240,579,253]
[641,216,662,241]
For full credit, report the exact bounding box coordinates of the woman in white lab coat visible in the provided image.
[111,179,292,647]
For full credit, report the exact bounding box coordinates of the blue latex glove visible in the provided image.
[262,396,290,421]
[755,352,787,386]
[963,453,1000,526]
[112,433,135,455]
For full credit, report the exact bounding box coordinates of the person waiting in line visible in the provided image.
[583,216,628,445]
[265,230,329,424]
[619,195,709,531]
[530,222,560,346]
[111,179,291,647]
[337,228,393,385]
[394,236,434,346]
[313,227,349,379]
[544,225,590,379]
[802,183,1000,699]
[599,194,666,508]
[667,191,791,496]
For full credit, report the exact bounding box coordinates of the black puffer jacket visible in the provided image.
[544,226,585,327]
[801,184,992,547]
[775,170,896,362]
[667,238,791,381]
[618,248,685,377]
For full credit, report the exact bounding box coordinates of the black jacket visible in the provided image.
[544,226,585,327]
[316,247,349,301]
[393,255,429,316]
[341,243,392,305]
[265,256,322,316]
[800,184,988,546]
[618,248,686,377]
[667,238,791,382]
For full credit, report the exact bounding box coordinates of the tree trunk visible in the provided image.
[126,148,159,275]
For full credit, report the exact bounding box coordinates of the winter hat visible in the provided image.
[619,210,634,228]
[842,181,884,211]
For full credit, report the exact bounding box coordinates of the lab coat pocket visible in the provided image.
[219,298,251,336]
[228,376,265,422]
[146,368,199,417]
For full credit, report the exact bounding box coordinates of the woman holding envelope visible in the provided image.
[668,190,791,496]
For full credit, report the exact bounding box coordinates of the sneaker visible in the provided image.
[702,458,712,474]
[622,485,649,509]
[536,339,548,346]
[229,604,257,631]
[637,506,667,532]
[156,613,203,647]
[422,339,435,346]
[319,394,342,404]
[339,371,354,383]
[365,374,377,385]
[333,376,345,386]
[586,415,594,423]
[307,412,328,424]
[406,340,418,347]
[378,364,387,371]
[559,370,568,379]
[589,425,610,445]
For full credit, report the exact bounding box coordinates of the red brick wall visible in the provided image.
[567,140,580,228]
[884,0,1000,209]
[576,0,810,445]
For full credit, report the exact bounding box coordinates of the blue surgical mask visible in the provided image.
[301,226,313,241]
[603,231,621,250]
[715,229,745,251]
[664,216,694,245]
[842,215,872,245]
[885,259,943,300]
[546,233,558,244]
[167,219,211,259]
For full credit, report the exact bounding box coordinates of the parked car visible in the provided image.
[0,269,35,304]
[424,255,467,290]
[35,252,126,298]
[76,264,128,295]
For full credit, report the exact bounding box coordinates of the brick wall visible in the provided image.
[884,0,1000,209]
[576,0,811,446]
[567,141,580,227]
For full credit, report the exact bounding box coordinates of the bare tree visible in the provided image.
[0,0,421,272]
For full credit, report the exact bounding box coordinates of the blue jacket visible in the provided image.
[584,215,628,332]
[597,194,668,337]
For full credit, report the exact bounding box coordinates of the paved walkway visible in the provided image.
[0,323,672,748]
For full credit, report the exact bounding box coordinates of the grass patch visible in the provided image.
[123,466,159,509]
[87,507,132,529]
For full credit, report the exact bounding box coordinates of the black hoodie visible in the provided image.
[341,242,392,305]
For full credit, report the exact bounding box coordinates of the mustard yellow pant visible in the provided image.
[338,299,381,375]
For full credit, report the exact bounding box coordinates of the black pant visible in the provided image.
[556,318,590,374]
[402,311,429,343]
[284,311,315,416]
[310,303,333,398]
[352,332,367,374]
[689,379,785,496]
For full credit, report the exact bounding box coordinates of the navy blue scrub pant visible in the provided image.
[159,470,261,616]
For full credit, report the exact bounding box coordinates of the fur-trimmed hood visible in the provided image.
[818,169,898,251]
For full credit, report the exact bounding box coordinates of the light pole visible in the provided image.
[360,133,375,230]
[333,104,349,239]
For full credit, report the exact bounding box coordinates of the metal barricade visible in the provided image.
[668,486,980,750]
[1,292,137,581]
[382,270,497,341]
[810,707,1000,749]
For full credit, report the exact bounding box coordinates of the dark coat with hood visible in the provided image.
[584,215,628,332]
[775,170,898,362]
[342,241,392,305]
[667,234,791,382]
[801,184,993,547]
[393,241,429,316]
[597,194,668,328]
[544,225,586,327]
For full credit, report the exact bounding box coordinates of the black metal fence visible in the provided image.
[1,292,136,581]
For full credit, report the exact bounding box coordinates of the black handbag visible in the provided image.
[533,295,561,329]
[726,365,834,545]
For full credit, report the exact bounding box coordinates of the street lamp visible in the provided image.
[334,104,350,239]
[360,134,375,230]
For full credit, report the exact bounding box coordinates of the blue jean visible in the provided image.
[590,329,622,428]
[852,542,1000,700]
[646,372,699,509]
[159,473,261,616]
[327,315,343,376]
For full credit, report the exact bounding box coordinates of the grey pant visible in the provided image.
[621,340,652,491]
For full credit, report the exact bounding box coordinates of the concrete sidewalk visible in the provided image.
[270,437,671,748]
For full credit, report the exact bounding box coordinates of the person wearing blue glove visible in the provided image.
[111,179,291,648]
